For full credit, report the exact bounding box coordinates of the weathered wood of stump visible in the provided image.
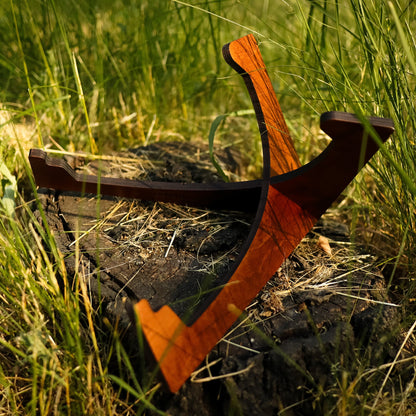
[34,142,400,415]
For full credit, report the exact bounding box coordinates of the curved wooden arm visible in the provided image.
[274,111,394,218]
[222,34,300,176]
[28,34,395,393]
[133,112,393,393]
[131,38,394,393]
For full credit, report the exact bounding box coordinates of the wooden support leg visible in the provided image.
[28,34,394,393]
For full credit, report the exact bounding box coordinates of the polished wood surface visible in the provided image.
[132,36,394,393]
[222,34,300,176]
[28,148,263,211]
[28,34,394,393]
[135,187,316,392]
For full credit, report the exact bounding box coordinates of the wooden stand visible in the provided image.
[29,34,394,393]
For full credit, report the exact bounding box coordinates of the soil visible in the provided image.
[34,141,400,415]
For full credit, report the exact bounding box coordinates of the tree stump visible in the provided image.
[34,141,400,415]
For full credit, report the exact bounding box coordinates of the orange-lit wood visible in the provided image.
[133,36,394,393]
[135,187,316,392]
[28,33,395,393]
[222,34,301,176]
[134,114,394,392]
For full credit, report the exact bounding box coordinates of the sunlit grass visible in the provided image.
[1,0,416,413]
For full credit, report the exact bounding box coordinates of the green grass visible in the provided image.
[1,0,416,413]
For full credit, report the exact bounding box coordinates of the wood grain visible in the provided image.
[135,186,316,392]
[222,34,301,176]
[132,36,394,393]
[28,33,395,393]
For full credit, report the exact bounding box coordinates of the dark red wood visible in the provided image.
[28,148,263,212]
[133,112,393,393]
[28,34,394,393]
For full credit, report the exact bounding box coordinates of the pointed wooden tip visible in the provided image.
[320,111,395,140]
[134,300,203,393]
